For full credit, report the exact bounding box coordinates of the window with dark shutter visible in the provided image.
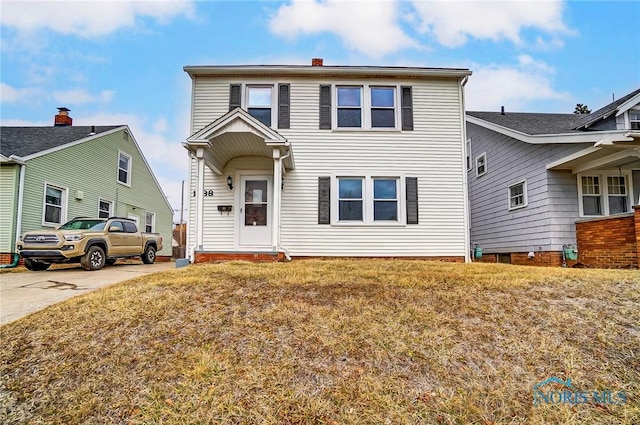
[401,86,413,131]
[406,177,418,224]
[318,177,331,224]
[319,85,332,129]
[278,83,290,129]
[229,84,241,111]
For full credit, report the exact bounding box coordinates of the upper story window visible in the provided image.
[229,83,290,129]
[630,110,640,130]
[335,85,398,129]
[579,172,632,216]
[337,87,362,128]
[476,152,487,177]
[466,138,472,171]
[118,151,132,186]
[43,183,67,226]
[247,86,273,127]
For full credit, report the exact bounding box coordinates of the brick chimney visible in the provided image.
[54,107,72,127]
[311,58,323,66]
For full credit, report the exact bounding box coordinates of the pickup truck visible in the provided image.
[17,217,163,271]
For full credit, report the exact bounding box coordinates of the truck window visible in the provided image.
[123,222,138,233]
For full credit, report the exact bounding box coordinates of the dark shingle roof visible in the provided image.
[574,88,640,129]
[466,111,583,135]
[0,126,121,158]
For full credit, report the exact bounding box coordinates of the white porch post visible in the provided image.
[272,148,282,251]
[195,147,205,251]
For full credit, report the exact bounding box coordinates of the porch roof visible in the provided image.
[183,108,295,175]
[546,133,640,173]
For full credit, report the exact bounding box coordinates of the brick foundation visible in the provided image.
[195,251,286,263]
[475,251,577,267]
[575,207,639,269]
[0,253,21,266]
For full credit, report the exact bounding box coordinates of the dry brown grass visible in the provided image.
[0,259,638,424]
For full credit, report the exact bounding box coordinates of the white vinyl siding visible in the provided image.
[189,76,467,257]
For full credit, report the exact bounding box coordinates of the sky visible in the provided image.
[1,0,639,222]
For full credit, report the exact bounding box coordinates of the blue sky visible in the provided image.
[1,0,639,221]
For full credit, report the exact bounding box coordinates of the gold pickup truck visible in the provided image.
[17,217,163,271]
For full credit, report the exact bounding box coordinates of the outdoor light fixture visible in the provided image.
[227,175,233,190]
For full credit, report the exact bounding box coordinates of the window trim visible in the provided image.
[244,83,276,127]
[629,109,640,130]
[145,211,155,233]
[507,180,528,211]
[475,152,487,177]
[577,171,633,217]
[117,150,132,186]
[466,138,472,172]
[332,84,401,131]
[42,182,68,227]
[98,198,113,218]
[331,173,406,226]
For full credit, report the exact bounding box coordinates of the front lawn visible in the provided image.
[0,260,638,424]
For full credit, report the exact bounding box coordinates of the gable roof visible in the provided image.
[0,126,120,158]
[466,111,583,135]
[574,88,640,129]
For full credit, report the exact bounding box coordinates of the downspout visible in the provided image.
[276,149,292,261]
[1,159,25,268]
[459,74,472,263]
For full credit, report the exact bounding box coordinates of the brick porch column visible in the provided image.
[635,206,640,269]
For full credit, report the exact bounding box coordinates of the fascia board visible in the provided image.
[615,93,640,116]
[20,126,126,160]
[466,115,633,144]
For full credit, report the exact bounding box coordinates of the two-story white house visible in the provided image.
[183,59,472,262]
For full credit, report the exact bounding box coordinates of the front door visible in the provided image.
[239,175,272,248]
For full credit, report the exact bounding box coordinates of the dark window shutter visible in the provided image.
[278,83,290,129]
[319,85,332,129]
[401,86,414,131]
[229,84,241,111]
[318,177,331,224]
[406,177,418,224]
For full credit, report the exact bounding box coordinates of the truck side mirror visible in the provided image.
[108,226,122,232]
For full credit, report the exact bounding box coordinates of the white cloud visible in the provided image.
[410,0,570,47]
[465,57,568,111]
[52,89,114,105]
[0,0,195,37]
[269,0,419,57]
[0,82,42,104]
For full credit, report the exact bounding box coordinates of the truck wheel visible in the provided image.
[142,245,156,264]
[81,246,106,271]
[24,259,51,271]
[105,258,117,266]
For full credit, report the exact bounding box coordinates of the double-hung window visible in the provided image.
[508,181,527,210]
[371,87,395,128]
[475,153,487,177]
[336,176,401,224]
[247,86,273,126]
[43,183,67,226]
[630,110,640,130]
[98,199,113,218]
[145,212,155,232]
[118,151,131,186]
[579,172,632,216]
[337,87,362,128]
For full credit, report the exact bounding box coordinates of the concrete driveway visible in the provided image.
[0,261,175,325]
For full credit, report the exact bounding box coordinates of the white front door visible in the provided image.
[239,175,273,248]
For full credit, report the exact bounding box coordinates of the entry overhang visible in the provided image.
[183,108,294,174]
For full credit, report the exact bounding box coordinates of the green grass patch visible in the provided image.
[1,259,638,424]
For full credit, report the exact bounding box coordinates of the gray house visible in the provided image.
[466,88,640,268]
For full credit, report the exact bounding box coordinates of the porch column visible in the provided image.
[195,148,205,251]
[272,148,282,251]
